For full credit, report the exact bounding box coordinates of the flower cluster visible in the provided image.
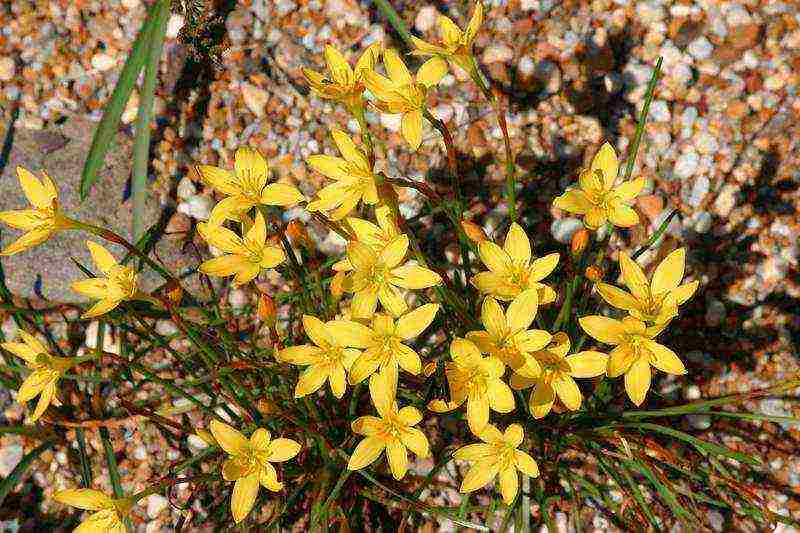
[0,1,705,527]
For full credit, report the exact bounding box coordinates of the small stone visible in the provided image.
[482,44,514,64]
[155,320,179,336]
[91,53,116,72]
[687,36,713,60]
[133,445,147,461]
[674,151,699,180]
[166,14,185,39]
[688,414,711,430]
[636,194,663,222]
[550,218,583,244]
[708,510,725,532]
[683,384,702,400]
[694,132,719,155]
[84,322,121,354]
[121,92,139,125]
[187,434,209,450]
[380,113,402,132]
[518,56,535,77]
[146,494,169,519]
[177,195,213,221]
[0,438,23,477]
[713,184,738,216]
[685,175,710,207]
[649,100,671,122]
[705,298,726,327]
[692,211,712,232]
[228,288,249,309]
[520,0,537,10]
[431,104,453,123]
[535,60,561,93]
[176,177,197,200]
[165,213,191,238]
[0,57,16,81]
[241,83,269,117]
[1,316,17,341]
[415,6,438,32]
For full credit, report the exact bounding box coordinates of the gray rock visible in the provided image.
[0,116,202,303]
[684,175,710,207]
[550,217,583,244]
[674,151,700,180]
[687,414,711,430]
[705,298,726,327]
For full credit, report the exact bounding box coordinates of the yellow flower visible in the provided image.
[71,241,140,319]
[579,315,686,406]
[53,489,134,533]
[198,212,284,286]
[1,330,75,422]
[465,289,551,370]
[509,332,608,418]
[471,222,559,303]
[277,315,363,399]
[553,142,645,230]
[328,303,439,386]
[306,129,380,220]
[343,234,442,319]
[196,146,305,223]
[364,48,447,150]
[596,248,698,324]
[332,205,401,274]
[302,43,382,113]
[410,2,483,74]
[209,419,301,524]
[429,338,514,434]
[0,166,77,256]
[454,423,539,504]
[347,371,430,479]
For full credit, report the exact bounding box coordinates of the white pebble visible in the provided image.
[228,288,249,309]
[166,14,185,39]
[177,195,213,221]
[0,57,16,81]
[482,45,513,64]
[146,494,169,518]
[674,151,699,179]
[176,176,197,200]
[241,83,269,117]
[380,113,402,133]
[415,6,438,32]
[91,53,116,72]
[687,37,713,60]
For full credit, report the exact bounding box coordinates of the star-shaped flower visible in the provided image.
[410,2,483,74]
[53,489,134,533]
[302,43,382,113]
[471,222,559,303]
[209,420,301,523]
[71,241,141,318]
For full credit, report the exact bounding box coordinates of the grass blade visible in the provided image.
[623,57,663,181]
[132,0,169,239]
[99,427,124,498]
[76,428,93,488]
[79,1,161,200]
[0,439,56,507]
[371,0,413,47]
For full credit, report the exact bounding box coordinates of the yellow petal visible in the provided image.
[460,460,499,493]
[347,436,385,470]
[198,224,244,254]
[625,357,651,406]
[30,380,56,421]
[355,43,382,75]
[260,183,305,206]
[410,36,445,56]
[416,57,447,88]
[324,44,354,85]
[608,204,639,227]
[348,353,381,384]
[478,241,512,274]
[651,248,685,295]
[453,443,493,461]
[267,438,301,462]
[234,146,268,188]
[307,154,350,181]
[553,376,582,410]
[327,320,373,348]
[54,489,114,511]
[230,474,260,523]
[294,365,329,397]
[196,164,239,196]
[566,351,608,378]
[503,424,524,447]
[386,440,408,479]
[529,382,554,419]
[553,189,592,214]
[397,405,423,427]
[199,255,245,278]
[596,282,639,312]
[17,369,52,403]
[377,284,407,316]
[505,289,538,333]
[395,303,439,339]
[71,278,110,300]
[0,209,45,230]
[378,235,409,268]
[450,337,482,367]
[351,415,383,435]
[466,393,490,434]
[509,370,537,390]
[0,228,52,255]
[464,1,483,43]
[480,297,507,339]
[395,344,422,375]
[383,48,412,85]
[607,345,636,377]
[81,298,121,319]
[331,129,368,169]
[258,245,285,269]
[499,466,518,504]
[514,450,539,478]
[527,253,559,282]
[250,428,271,450]
[487,380,515,413]
[503,223,531,265]
[401,110,423,151]
[390,265,441,289]
[347,240,377,270]
[590,142,619,189]
[578,315,625,345]
[671,280,698,305]
[329,364,348,398]
[17,167,56,209]
[583,206,608,230]
[210,419,249,456]
[399,427,429,457]
[258,462,282,491]
[351,285,379,318]
[613,177,645,202]
[438,15,463,47]
[302,315,335,347]
[644,340,686,375]
[618,252,649,300]
[368,370,396,418]
[222,457,249,481]
[471,272,517,299]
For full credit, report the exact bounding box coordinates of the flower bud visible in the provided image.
[570,229,590,256]
[461,220,486,243]
[330,271,346,302]
[286,220,313,250]
[585,265,603,282]
[422,360,438,377]
[257,294,277,327]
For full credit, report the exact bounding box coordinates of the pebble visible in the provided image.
[415,6,438,33]
[91,52,116,72]
[187,434,209,450]
[691,210,712,233]
[713,184,738,216]
[482,44,514,64]
[241,83,269,117]
[228,288,249,309]
[683,384,702,400]
[176,176,197,200]
[380,113,402,133]
[550,217,583,244]
[688,414,711,430]
[177,195,213,221]
[1,316,17,342]
[649,100,671,122]
[166,14,185,39]
[687,37,714,60]
[705,298,726,327]
[708,510,725,532]
[684,175,710,207]
[674,151,699,180]
[0,438,23,477]
[517,56,535,77]
[84,322,121,354]
[154,319,179,336]
[146,494,169,518]
[121,92,139,124]
[0,57,15,81]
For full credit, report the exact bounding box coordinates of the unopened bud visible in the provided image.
[257,294,277,327]
[585,265,603,282]
[461,220,486,243]
[422,360,437,377]
[571,229,590,256]
[286,220,313,250]
[330,271,346,302]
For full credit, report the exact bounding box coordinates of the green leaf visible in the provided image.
[132,0,170,239]
[79,0,163,200]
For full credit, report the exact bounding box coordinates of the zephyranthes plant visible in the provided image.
[1,1,797,530]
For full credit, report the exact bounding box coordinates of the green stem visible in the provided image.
[371,0,413,47]
[623,57,663,181]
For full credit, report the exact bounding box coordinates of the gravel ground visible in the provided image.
[0,0,798,530]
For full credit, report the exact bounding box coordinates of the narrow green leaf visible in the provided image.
[623,57,663,181]
[99,427,124,498]
[0,439,56,506]
[79,1,161,200]
[132,0,170,239]
[76,428,93,488]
